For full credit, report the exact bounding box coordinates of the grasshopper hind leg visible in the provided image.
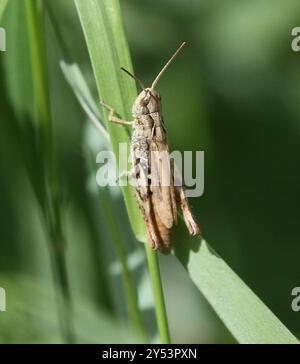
[175,186,200,236]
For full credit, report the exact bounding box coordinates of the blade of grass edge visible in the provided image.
[60,61,109,143]
[174,238,298,344]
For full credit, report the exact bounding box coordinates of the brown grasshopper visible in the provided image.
[101,42,200,254]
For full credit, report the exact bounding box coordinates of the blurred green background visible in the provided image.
[0,0,300,343]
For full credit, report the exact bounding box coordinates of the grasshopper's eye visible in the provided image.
[141,95,150,106]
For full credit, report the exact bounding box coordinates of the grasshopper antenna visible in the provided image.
[121,67,145,90]
[151,42,186,90]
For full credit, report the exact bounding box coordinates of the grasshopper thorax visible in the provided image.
[132,88,161,117]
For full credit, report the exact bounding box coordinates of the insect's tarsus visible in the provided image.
[151,42,186,89]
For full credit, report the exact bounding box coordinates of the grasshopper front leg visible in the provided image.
[100,101,134,127]
[101,101,135,184]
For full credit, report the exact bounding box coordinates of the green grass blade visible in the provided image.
[174,238,298,344]
[145,244,171,343]
[25,0,74,343]
[0,274,143,343]
[74,0,170,343]
[0,0,8,20]
[60,61,109,144]
[75,0,145,242]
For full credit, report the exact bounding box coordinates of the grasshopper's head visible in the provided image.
[132,88,161,117]
[120,42,186,118]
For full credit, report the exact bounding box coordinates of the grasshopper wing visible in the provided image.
[150,140,177,230]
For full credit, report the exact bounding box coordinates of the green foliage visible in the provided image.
[0,0,299,344]
[73,0,298,344]
[0,275,141,343]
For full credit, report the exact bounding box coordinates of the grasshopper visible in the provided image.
[101,42,200,254]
